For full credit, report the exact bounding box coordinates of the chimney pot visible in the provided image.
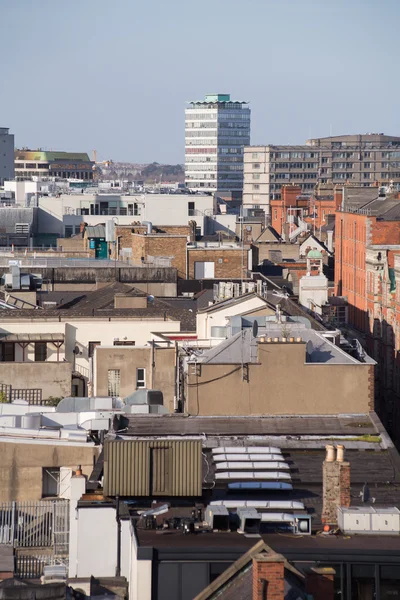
[296,337,302,342]
[325,445,335,462]
[75,465,83,477]
[273,337,279,343]
[336,445,345,462]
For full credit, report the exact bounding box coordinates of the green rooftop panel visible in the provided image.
[205,94,230,102]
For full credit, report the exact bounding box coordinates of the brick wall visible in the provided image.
[368,364,375,411]
[334,211,370,330]
[372,220,400,245]
[252,554,285,600]
[188,248,246,279]
[306,568,335,600]
[322,458,351,525]
[131,234,187,278]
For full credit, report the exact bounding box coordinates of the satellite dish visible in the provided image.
[73,346,80,355]
[252,321,259,338]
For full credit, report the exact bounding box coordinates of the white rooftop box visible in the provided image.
[338,506,400,535]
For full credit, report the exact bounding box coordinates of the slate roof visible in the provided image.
[195,322,358,365]
[58,282,146,311]
[0,283,197,330]
[344,191,400,220]
[193,541,305,600]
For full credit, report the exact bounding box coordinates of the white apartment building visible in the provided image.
[37,193,217,237]
[0,128,14,185]
[185,94,250,196]
[243,133,400,215]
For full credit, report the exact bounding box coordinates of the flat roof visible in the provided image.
[116,413,378,437]
[135,529,400,558]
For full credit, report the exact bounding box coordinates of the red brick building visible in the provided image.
[334,191,400,440]
[270,183,342,240]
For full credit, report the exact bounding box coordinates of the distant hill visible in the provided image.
[99,162,184,183]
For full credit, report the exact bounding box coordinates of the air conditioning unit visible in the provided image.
[338,506,400,535]
[292,514,312,535]
[205,505,230,531]
[237,508,261,534]
[260,512,312,535]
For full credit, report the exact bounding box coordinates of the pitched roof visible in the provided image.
[197,292,269,314]
[193,540,304,600]
[255,226,282,243]
[300,234,332,256]
[57,282,146,311]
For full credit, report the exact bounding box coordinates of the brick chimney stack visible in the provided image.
[252,553,285,600]
[322,444,351,525]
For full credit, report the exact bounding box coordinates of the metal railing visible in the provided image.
[15,554,68,579]
[0,500,69,552]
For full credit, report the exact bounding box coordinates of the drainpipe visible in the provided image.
[115,495,121,577]
[174,341,179,412]
[151,340,155,389]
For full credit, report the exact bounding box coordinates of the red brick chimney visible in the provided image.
[252,553,285,600]
[281,185,302,208]
[333,187,343,211]
[322,444,351,525]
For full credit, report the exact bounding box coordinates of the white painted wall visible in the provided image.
[0,319,180,379]
[76,506,117,577]
[196,296,268,338]
[129,524,152,600]
[141,194,215,234]
[299,273,329,315]
[68,475,87,578]
[204,214,237,237]
[37,193,216,235]
[120,519,131,580]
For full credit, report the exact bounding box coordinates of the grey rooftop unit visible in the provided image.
[124,389,164,406]
[205,505,230,531]
[338,506,400,535]
[237,508,261,534]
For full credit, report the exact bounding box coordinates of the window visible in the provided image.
[1,343,15,362]
[136,368,146,389]
[364,172,371,179]
[42,468,60,497]
[113,340,135,346]
[252,173,260,180]
[253,184,260,190]
[64,225,73,238]
[108,369,121,396]
[252,152,259,158]
[88,341,101,358]
[35,342,47,362]
[363,162,371,169]
[188,201,195,216]
[273,209,278,221]
[253,163,260,169]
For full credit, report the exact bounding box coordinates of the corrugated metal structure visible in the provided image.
[103,440,202,497]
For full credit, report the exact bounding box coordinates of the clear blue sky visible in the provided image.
[1,0,398,164]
